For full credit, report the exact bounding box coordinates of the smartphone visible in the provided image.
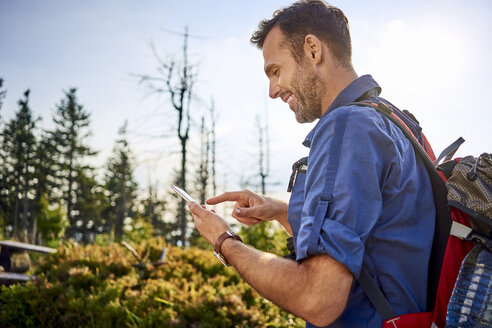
[171,185,196,203]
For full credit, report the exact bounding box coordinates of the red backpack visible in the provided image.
[353,100,492,328]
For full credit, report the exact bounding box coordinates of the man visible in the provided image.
[189,1,436,327]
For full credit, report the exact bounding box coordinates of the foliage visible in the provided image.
[32,133,58,210]
[140,183,169,238]
[71,170,108,243]
[0,239,304,327]
[0,89,38,238]
[36,194,68,246]
[122,216,155,245]
[240,221,290,257]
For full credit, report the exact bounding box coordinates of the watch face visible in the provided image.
[214,251,229,266]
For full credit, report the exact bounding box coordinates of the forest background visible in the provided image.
[1,0,491,247]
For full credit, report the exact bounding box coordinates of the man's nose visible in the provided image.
[269,80,281,99]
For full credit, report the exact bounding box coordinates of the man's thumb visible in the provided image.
[189,202,204,215]
[235,206,255,218]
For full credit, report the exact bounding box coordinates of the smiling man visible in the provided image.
[189,1,436,327]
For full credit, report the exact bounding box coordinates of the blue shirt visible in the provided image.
[287,75,436,328]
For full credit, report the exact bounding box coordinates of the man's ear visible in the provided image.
[304,34,322,64]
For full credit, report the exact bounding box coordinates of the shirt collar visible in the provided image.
[303,74,381,147]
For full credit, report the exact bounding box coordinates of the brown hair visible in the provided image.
[250,0,352,68]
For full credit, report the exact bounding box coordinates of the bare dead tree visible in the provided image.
[256,109,270,195]
[209,98,218,196]
[135,26,197,246]
[197,116,210,204]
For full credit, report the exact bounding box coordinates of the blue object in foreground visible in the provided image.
[446,244,492,327]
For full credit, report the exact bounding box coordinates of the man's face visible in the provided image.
[263,26,325,123]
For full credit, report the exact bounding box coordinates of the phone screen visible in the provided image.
[171,185,196,203]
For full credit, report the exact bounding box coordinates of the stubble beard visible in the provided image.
[290,65,326,123]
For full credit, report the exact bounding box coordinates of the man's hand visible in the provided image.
[188,202,231,246]
[206,190,292,235]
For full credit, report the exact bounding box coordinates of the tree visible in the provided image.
[72,170,107,243]
[141,181,168,237]
[49,88,97,239]
[256,112,270,195]
[189,99,221,249]
[209,99,218,196]
[0,78,6,112]
[0,90,38,239]
[74,158,106,246]
[238,108,288,254]
[104,121,138,239]
[31,132,58,219]
[188,116,210,247]
[135,27,197,246]
[196,116,210,204]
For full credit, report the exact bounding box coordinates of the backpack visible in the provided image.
[351,100,492,328]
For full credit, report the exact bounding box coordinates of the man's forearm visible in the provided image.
[221,238,352,326]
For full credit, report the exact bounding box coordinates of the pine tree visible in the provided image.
[72,170,107,243]
[141,182,168,237]
[49,88,97,240]
[32,133,58,206]
[104,122,138,240]
[0,90,38,239]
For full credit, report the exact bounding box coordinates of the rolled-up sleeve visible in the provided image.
[296,107,398,278]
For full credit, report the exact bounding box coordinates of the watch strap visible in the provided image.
[213,231,243,266]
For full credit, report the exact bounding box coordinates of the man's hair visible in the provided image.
[250,0,352,68]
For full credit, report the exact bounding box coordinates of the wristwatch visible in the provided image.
[213,231,243,266]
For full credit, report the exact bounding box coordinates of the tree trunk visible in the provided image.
[13,195,19,237]
[179,137,187,246]
[22,182,29,240]
[67,154,74,226]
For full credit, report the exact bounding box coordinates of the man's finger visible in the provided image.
[206,191,248,205]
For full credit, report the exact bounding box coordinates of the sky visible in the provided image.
[1,0,491,200]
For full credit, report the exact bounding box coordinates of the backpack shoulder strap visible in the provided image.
[358,267,397,320]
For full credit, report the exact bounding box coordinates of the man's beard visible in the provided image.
[290,64,326,123]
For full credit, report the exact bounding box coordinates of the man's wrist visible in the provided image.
[213,231,243,266]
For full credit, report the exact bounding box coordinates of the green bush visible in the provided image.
[0,238,303,327]
[239,222,290,257]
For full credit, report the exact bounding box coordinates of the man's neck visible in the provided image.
[320,67,358,117]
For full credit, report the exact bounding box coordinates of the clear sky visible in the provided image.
[1,0,491,198]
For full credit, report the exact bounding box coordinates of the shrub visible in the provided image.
[0,238,304,327]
